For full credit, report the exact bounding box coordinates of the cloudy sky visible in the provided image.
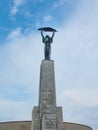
[0,0,98,130]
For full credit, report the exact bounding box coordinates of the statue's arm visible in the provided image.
[50,32,55,43]
[41,31,44,37]
[41,31,44,42]
[51,32,55,39]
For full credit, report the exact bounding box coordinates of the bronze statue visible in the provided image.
[38,27,57,60]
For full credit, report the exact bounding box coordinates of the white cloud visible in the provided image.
[0,99,32,121]
[44,15,53,23]
[0,29,42,91]
[10,0,25,16]
[0,30,42,122]
[53,1,98,129]
[7,27,22,40]
[57,88,98,107]
[53,0,71,8]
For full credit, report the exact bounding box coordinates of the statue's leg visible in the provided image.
[44,43,51,60]
[44,44,48,60]
[49,45,51,60]
[44,45,46,60]
[45,44,50,60]
[46,46,49,60]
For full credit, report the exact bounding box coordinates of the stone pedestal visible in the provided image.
[39,60,56,116]
[31,60,63,130]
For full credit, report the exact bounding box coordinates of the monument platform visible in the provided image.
[0,121,92,130]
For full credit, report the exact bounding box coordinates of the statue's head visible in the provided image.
[45,35,50,38]
[45,35,50,41]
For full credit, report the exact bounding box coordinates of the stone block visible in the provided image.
[31,106,39,130]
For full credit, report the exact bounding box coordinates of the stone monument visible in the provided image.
[31,27,93,130]
[0,27,93,130]
[31,60,63,130]
[31,27,63,130]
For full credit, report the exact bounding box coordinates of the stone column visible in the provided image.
[39,60,56,114]
[31,60,63,130]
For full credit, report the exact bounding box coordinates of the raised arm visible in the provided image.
[41,31,44,38]
[41,31,44,43]
[51,32,55,39]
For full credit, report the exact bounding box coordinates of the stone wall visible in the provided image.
[0,121,31,130]
[0,121,92,130]
[63,122,92,130]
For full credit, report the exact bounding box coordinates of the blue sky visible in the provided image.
[0,0,98,130]
[0,0,78,42]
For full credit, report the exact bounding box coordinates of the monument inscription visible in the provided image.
[42,114,57,130]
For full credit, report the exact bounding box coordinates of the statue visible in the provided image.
[41,31,54,60]
[38,27,57,60]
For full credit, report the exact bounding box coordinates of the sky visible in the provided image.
[0,0,98,130]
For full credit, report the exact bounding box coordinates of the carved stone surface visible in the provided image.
[31,60,64,130]
[42,114,57,130]
[31,106,40,130]
[39,60,56,114]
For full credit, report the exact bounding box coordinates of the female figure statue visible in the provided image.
[41,31,55,60]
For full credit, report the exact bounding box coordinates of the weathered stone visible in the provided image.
[42,114,57,130]
[39,60,56,110]
[0,121,93,130]
[31,60,63,130]
[31,106,40,130]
